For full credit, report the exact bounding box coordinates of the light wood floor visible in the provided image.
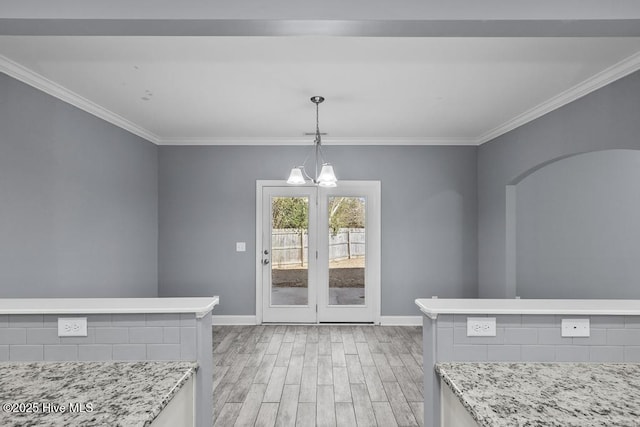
[212,325,424,427]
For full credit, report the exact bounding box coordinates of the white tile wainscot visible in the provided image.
[0,297,219,427]
[415,298,640,427]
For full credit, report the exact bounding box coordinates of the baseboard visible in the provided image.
[380,316,422,326]
[211,315,420,326]
[212,315,257,325]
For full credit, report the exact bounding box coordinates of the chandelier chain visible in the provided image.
[316,101,320,144]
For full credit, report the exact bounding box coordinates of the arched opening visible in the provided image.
[506,149,640,298]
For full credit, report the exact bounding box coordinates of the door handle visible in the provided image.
[263,249,269,255]
[262,259,270,265]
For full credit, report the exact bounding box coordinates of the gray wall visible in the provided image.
[8,56,640,307]
[0,73,158,297]
[515,150,640,298]
[478,69,640,297]
[158,145,478,316]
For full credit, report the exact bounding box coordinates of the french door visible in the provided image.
[260,186,318,323]
[257,181,380,323]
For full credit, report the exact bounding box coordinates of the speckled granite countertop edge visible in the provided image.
[435,362,640,427]
[143,364,198,427]
[435,364,489,427]
[0,361,199,427]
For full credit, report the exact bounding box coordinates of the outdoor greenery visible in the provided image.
[328,197,365,234]
[272,196,365,234]
[272,197,308,229]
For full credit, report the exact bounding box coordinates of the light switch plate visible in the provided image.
[236,242,246,252]
[561,318,590,337]
[58,317,88,337]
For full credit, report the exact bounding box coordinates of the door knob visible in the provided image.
[262,259,270,265]
[263,249,269,255]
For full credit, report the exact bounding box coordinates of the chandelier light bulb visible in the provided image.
[317,164,337,187]
[286,167,306,185]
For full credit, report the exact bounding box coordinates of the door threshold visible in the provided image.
[260,322,376,326]
[318,321,375,325]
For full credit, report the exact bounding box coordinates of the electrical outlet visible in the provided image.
[467,317,497,337]
[58,317,88,337]
[561,318,590,337]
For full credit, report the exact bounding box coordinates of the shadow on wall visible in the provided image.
[506,149,640,299]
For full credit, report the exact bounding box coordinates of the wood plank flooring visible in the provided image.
[212,325,423,427]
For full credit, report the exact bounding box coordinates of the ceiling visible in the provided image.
[1,36,640,146]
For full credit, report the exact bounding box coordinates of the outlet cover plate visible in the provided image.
[467,317,497,337]
[561,318,590,337]
[58,317,88,337]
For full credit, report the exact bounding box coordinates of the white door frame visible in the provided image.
[256,180,381,324]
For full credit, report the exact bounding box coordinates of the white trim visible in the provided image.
[380,316,422,326]
[255,181,265,325]
[0,54,160,144]
[157,136,477,146]
[0,296,218,319]
[212,315,257,325]
[415,298,640,317]
[4,49,639,148]
[477,50,640,144]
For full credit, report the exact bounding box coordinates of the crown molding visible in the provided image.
[3,49,639,148]
[477,50,640,145]
[0,54,160,144]
[156,136,478,146]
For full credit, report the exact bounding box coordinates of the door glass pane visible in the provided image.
[271,196,309,306]
[328,196,366,305]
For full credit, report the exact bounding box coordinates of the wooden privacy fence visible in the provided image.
[271,228,365,267]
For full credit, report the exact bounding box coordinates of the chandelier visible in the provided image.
[286,96,337,187]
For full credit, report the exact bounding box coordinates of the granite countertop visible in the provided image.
[0,361,197,427]
[436,362,640,427]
